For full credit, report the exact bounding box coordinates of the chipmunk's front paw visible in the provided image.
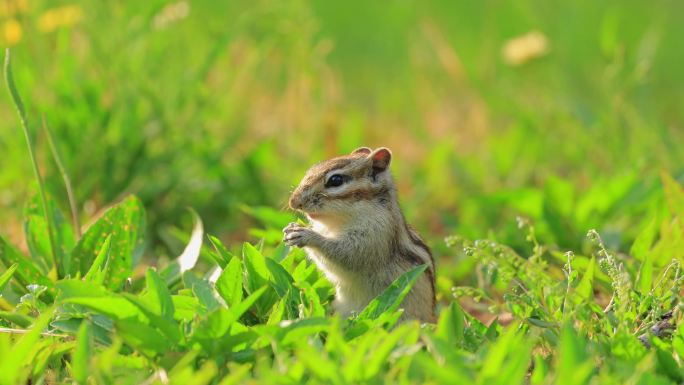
[283,222,318,248]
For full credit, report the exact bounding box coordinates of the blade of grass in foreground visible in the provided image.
[357,264,428,321]
[0,264,18,293]
[3,49,60,278]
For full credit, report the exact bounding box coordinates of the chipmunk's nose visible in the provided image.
[289,192,303,210]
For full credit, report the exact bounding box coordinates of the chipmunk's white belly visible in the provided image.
[306,217,392,316]
[305,248,376,317]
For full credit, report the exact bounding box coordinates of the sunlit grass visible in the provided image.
[0,1,683,384]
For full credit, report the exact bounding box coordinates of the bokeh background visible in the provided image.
[1,0,683,277]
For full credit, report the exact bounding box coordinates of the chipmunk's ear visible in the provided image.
[370,147,392,174]
[351,147,372,155]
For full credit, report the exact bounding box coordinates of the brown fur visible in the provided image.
[284,147,436,323]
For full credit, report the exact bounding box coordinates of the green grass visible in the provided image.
[1,1,683,384]
[2,168,684,384]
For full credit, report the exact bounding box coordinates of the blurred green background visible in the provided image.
[1,0,683,265]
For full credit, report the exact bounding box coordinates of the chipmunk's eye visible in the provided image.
[325,174,346,188]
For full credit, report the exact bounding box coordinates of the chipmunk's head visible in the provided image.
[289,147,395,223]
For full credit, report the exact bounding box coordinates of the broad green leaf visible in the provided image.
[174,360,218,385]
[356,264,428,321]
[72,320,91,385]
[242,242,278,317]
[480,327,532,385]
[485,318,501,340]
[123,293,181,344]
[436,302,465,346]
[673,334,684,361]
[183,271,221,312]
[57,279,108,298]
[412,349,473,383]
[83,234,111,283]
[0,236,55,298]
[631,218,658,261]
[341,323,388,382]
[292,256,314,279]
[0,307,54,385]
[23,215,51,273]
[217,363,251,385]
[649,217,684,265]
[556,324,594,385]
[226,285,267,324]
[57,279,145,322]
[654,343,684,382]
[70,195,145,290]
[265,257,294,298]
[192,308,235,344]
[24,193,75,276]
[0,263,18,294]
[143,268,174,320]
[662,172,684,219]
[531,354,549,385]
[31,340,75,379]
[527,317,558,329]
[116,318,171,358]
[242,242,269,293]
[575,256,595,301]
[209,235,235,268]
[266,295,287,325]
[363,324,415,380]
[294,341,344,385]
[298,280,325,318]
[0,311,32,327]
[193,286,267,341]
[50,317,111,345]
[64,295,146,321]
[542,177,576,247]
[167,349,201,380]
[172,294,204,321]
[216,257,243,308]
[638,250,654,294]
[269,242,290,263]
[276,317,330,346]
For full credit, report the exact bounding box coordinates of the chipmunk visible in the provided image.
[283,147,436,323]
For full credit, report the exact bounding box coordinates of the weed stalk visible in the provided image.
[3,49,61,278]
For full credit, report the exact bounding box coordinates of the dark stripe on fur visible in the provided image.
[333,186,390,202]
[400,246,436,312]
[406,225,434,267]
[319,158,354,174]
[333,188,375,201]
[402,224,436,313]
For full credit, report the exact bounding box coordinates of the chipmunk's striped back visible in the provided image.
[285,147,436,322]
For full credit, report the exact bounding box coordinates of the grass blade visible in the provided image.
[84,234,112,283]
[43,115,81,238]
[0,236,55,298]
[215,257,243,308]
[0,264,18,293]
[144,268,175,320]
[0,307,55,385]
[72,320,92,385]
[4,49,60,278]
[356,264,428,321]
